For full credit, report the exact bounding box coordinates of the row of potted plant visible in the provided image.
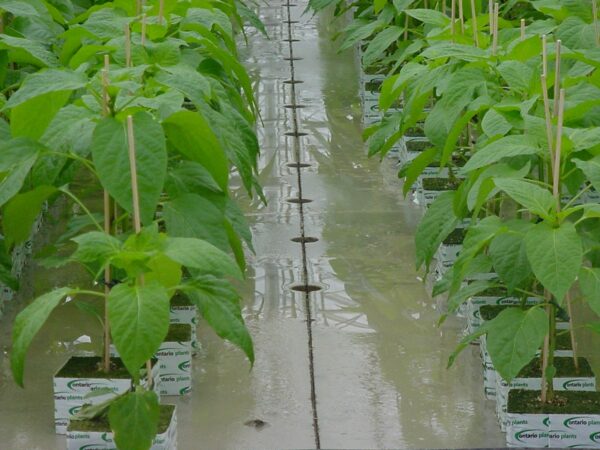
[1,0,265,448]
[312,0,600,447]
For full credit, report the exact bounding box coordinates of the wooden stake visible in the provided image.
[488,0,493,36]
[126,115,153,387]
[124,23,132,68]
[553,88,565,205]
[101,55,111,374]
[451,0,456,40]
[520,18,525,41]
[458,0,465,34]
[158,0,164,25]
[470,0,479,47]
[541,74,555,176]
[594,0,600,46]
[541,294,551,403]
[141,14,147,46]
[553,40,561,117]
[542,35,548,77]
[565,292,580,372]
[136,0,141,15]
[492,2,499,55]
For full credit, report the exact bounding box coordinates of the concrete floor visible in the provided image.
[0,2,506,448]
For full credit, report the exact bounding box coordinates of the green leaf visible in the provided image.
[486,306,548,382]
[574,157,600,193]
[0,153,38,209]
[163,193,229,252]
[109,390,160,450]
[4,185,56,247]
[0,35,58,67]
[402,147,438,197]
[525,221,582,303]
[11,287,74,386]
[11,90,71,140]
[185,276,254,364]
[579,266,600,316]
[447,279,494,314]
[163,237,242,279]
[362,26,403,67]
[489,220,534,292]
[5,69,87,109]
[497,61,533,93]
[493,178,555,219]
[467,162,531,212]
[461,135,541,173]
[108,282,170,379]
[339,20,382,52]
[71,231,122,265]
[569,127,600,152]
[163,111,229,192]
[92,112,167,225]
[415,191,459,270]
[481,108,512,138]
[405,8,450,26]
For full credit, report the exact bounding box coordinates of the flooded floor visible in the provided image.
[0,1,506,449]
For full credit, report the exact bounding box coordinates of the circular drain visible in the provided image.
[283,79,304,84]
[290,284,322,293]
[283,104,306,109]
[286,162,312,168]
[291,236,319,243]
[286,197,313,204]
[285,131,308,137]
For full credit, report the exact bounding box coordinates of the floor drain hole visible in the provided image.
[285,131,308,137]
[244,419,268,430]
[286,162,312,168]
[290,284,322,293]
[286,197,312,204]
[284,57,303,61]
[291,236,319,243]
[283,79,304,84]
[283,104,306,109]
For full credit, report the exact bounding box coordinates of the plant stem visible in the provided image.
[553,40,561,117]
[520,18,525,40]
[126,115,153,388]
[59,188,103,232]
[103,191,112,373]
[565,291,580,373]
[141,14,147,46]
[451,0,456,41]
[158,0,164,24]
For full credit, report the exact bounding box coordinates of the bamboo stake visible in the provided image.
[488,0,493,36]
[458,0,465,34]
[520,18,525,41]
[553,89,565,204]
[124,23,132,68]
[492,2,499,55]
[542,35,548,76]
[101,54,111,374]
[541,74,555,176]
[541,293,551,403]
[594,0,599,46]
[565,292,580,372]
[470,0,479,47]
[136,0,141,15]
[126,115,153,387]
[553,40,561,117]
[141,14,147,46]
[158,0,164,25]
[451,0,456,40]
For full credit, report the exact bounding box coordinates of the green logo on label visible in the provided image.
[178,360,191,371]
[590,431,600,443]
[543,417,551,427]
[515,429,546,443]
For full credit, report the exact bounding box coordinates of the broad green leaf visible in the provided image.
[415,191,459,270]
[339,20,382,52]
[11,287,74,386]
[71,231,122,264]
[569,128,600,152]
[92,112,167,225]
[3,186,56,247]
[447,279,494,314]
[481,109,512,138]
[486,306,548,382]
[493,178,555,219]
[163,237,242,279]
[0,153,38,208]
[489,220,534,292]
[461,135,540,173]
[163,111,228,191]
[0,35,58,67]
[5,69,87,108]
[497,61,533,93]
[467,162,531,212]
[579,266,600,316]
[525,221,582,303]
[405,8,449,26]
[574,157,600,193]
[41,104,95,155]
[144,254,181,290]
[155,66,212,109]
[185,276,254,364]
[402,147,438,197]
[108,282,170,379]
[11,90,71,140]
[362,26,403,67]
[109,390,160,450]
[163,193,229,252]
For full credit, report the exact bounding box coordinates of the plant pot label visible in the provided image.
[156,340,193,396]
[506,413,549,447]
[67,407,178,450]
[170,305,198,351]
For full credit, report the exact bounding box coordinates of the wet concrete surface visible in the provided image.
[0,1,507,449]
